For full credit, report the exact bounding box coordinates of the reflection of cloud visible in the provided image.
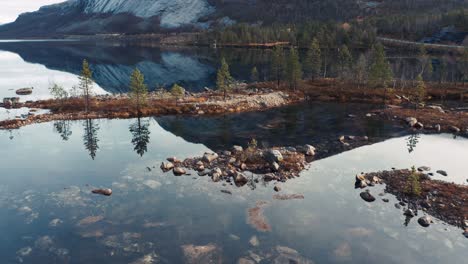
[0,51,107,101]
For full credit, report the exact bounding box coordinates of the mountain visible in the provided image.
[0,0,363,38]
[0,0,465,38]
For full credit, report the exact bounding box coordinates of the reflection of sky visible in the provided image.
[0,120,466,263]
[0,51,107,101]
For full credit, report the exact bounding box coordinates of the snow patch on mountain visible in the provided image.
[80,0,214,28]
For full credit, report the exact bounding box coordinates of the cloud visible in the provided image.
[0,1,65,24]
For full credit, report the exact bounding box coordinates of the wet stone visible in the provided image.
[360,191,376,202]
[436,170,448,176]
[418,216,432,227]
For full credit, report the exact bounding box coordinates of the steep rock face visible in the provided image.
[80,0,214,27]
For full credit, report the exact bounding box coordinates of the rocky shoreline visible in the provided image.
[160,144,317,189]
[355,169,468,237]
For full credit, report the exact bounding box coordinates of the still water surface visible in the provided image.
[0,112,466,263]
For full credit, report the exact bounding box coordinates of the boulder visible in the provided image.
[234,173,248,186]
[16,88,33,95]
[92,188,112,196]
[435,124,441,133]
[203,153,219,163]
[360,191,376,202]
[298,144,316,156]
[160,162,175,172]
[271,162,280,171]
[449,126,461,133]
[167,157,181,163]
[417,166,431,172]
[436,170,448,176]
[418,216,432,227]
[355,173,367,188]
[414,122,424,129]
[404,209,415,218]
[173,167,186,176]
[405,117,418,127]
[232,145,244,153]
[264,149,283,163]
[274,186,281,192]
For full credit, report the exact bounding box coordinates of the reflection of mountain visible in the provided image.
[155,102,408,156]
[0,42,215,93]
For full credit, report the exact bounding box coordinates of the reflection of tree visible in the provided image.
[129,117,151,157]
[83,119,99,160]
[53,120,73,141]
[406,133,420,153]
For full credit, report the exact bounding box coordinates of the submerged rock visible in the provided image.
[234,173,248,186]
[418,216,432,227]
[249,236,260,247]
[92,188,112,196]
[173,167,186,176]
[49,218,63,227]
[360,191,376,202]
[404,209,416,218]
[181,244,222,264]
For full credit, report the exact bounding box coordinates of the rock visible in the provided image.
[221,190,232,195]
[198,170,210,176]
[228,157,236,164]
[91,188,112,196]
[360,191,376,202]
[234,173,248,186]
[382,198,389,203]
[414,122,424,129]
[49,218,63,227]
[173,167,186,176]
[263,174,278,182]
[249,236,259,247]
[167,157,180,163]
[395,203,402,209]
[232,145,243,153]
[298,144,316,156]
[212,173,221,182]
[372,176,382,184]
[160,162,174,172]
[427,105,445,113]
[418,216,432,227]
[229,234,240,240]
[405,117,418,127]
[339,135,345,142]
[463,230,468,239]
[271,162,280,171]
[264,149,283,163]
[355,173,367,188]
[404,209,415,218]
[202,153,219,163]
[240,163,247,171]
[449,126,460,133]
[436,170,448,176]
[417,166,431,172]
[16,88,33,95]
[181,244,221,264]
[347,135,356,140]
[274,186,281,192]
[435,124,441,133]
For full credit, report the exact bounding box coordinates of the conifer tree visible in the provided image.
[337,44,353,80]
[303,38,322,80]
[415,74,427,107]
[271,46,286,88]
[171,84,185,105]
[286,48,303,90]
[354,54,368,89]
[216,57,233,100]
[251,66,259,83]
[78,59,93,112]
[369,44,393,88]
[129,68,148,114]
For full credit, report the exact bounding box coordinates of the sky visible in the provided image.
[0,0,65,24]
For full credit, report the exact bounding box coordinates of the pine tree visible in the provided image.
[271,46,286,88]
[337,44,353,80]
[415,74,427,107]
[129,68,148,114]
[78,59,93,112]
[369,44,393,88]
[251,67,259,83]
[171,84,185,105]
[216,58,233,100]
[286,48,303,90]
[303,38,322,80]
[354,54,368,89]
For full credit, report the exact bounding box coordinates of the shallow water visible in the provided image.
[0,113,466,263]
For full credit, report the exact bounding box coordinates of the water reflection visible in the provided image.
[53,120,73,141]
[406,133,420,153]
[83,119,100,160]
[129,117,151,157]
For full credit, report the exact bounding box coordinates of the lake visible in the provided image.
[0,41,467,263]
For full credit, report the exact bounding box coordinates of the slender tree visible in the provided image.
[129,68,148,114]
[337,44,353,81]
[303,38,322,80]
[171,83,185,105]
[271,46,286,88]
[216,57,233,100]
[286,48,303,90]
[49,83,68,109]
[78,59,93,113]
[251,66,259,83]
[353,54,368,89]
[369,44,393,88]
[415,74,426,107]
